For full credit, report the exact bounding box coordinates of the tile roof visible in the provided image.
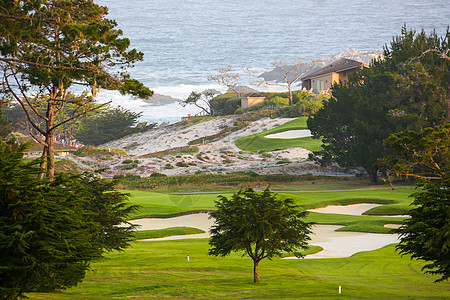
[302,59,365,80]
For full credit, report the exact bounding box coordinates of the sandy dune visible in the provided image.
[92,116,351,177]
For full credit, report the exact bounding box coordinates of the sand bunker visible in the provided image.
[131,213,212,241]
[131,211,399,258]
[287,225,399,259]
[264,129,311,139]
[384,224,402,229]
[307,203,382,215]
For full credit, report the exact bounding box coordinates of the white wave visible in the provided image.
[94,89,202,124]
[153,83,228,100]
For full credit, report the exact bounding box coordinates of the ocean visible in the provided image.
[95,0,449,124]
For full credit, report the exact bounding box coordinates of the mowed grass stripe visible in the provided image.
[133,227,206,239]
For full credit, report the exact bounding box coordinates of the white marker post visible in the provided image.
[339,286,342,294]
[187,254,190,262]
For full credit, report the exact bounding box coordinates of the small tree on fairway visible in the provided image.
[209,187,313,283]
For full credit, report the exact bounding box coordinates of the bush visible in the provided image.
[272,91,329,118]
[176,161,189,167]
[259,152,272,158]
[210,92,241,115]
[277,158,292,164]
[73,145,127,157]
[112,172,333,189]
[125,174,141,180]
[141,146,199,158]
[264,96,289,109]
[150,172,167,177]
[98,156,113,160]
[124,162,138,169]
[122,159,134,164]
[165,164,174,169]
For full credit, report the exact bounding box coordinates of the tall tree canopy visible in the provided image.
[0,139,138,299]
[378,123,449,282]
[307,27,449,182]
[209,188,313,283]
[0,0,153,177]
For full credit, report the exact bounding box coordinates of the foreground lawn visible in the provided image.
[235,117,323,152]
[28,240,450,299]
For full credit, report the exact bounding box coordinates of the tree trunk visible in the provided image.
[288,86,293,106]
[446,69,450,121]
[253,259,260,283]
[369,168,378,183]
[44,100,56,178]
[46,129,55,177]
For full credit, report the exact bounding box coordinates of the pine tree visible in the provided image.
[0,0,153,177]
[307,27,449,182]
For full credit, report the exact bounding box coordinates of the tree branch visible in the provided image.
[50,101,111,132]
[10,71,48,121]
[0,13,57,24]
[29,131,48,148]
[0,57,101,73]
[411,49,450,62]
[3,73,45,135]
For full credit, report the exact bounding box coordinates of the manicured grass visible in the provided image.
[124,186,415,233]
[27,240,450,299]
[25,184,446,299]
[270,181,414,191]
[125,185,415,218]
[133,227,206,239]
[235,117,323,152]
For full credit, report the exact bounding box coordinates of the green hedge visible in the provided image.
[116,171,333,189]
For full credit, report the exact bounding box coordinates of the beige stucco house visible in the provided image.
[240,93,266,108]
[301,59,368,94]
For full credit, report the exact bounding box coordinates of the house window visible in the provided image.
[316,80,324,92]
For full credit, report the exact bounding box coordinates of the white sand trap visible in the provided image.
[286,225,399,259]
[264,129,311,139]
[132,213,399,258]
[131,213,213,241]
[131,213,213,231]
[384,224,402,229]
[308,203,382,215]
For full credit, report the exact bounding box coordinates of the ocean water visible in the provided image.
[95,0,449,123]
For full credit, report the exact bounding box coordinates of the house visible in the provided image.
[301,59,368,94]
[240,93,266,108]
